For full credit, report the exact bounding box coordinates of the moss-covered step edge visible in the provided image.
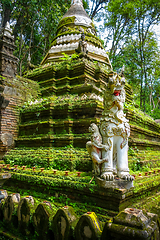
[130,124,160,139]
[8,169,160,195]
[4,146,160,173]
[129,137,160,150]
[125,108,160,133]
[130,191,160,215]
[6,184,117,220]
[16,133,90,140]
[24,59,132,98]
[6,146,92,170]
[20,98,103,114]
[24,60,104,80]
[39,74,103,90]
[5,170,160,210]
[19,118,100,128]
[4,172,132,212]
[15,135,160,149]
[19,102,159,131]
[20,101,158,135]
[5,148,160,162]
[18,121,160,144]
[120,175,160,210]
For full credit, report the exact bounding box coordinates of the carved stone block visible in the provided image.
[33,202,55,240]
[3,195,14,223]
[52,206,77,240]
[1,132,14,147]
[101,208,160,240]
[75,212,102,240]
[17,197,34,234]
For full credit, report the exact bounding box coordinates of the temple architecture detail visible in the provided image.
[41,0,112,66]
[0,22,18,78]
[0,23,39,158]
[76,33,88,54]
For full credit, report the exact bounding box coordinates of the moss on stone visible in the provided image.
[57,16,76,31]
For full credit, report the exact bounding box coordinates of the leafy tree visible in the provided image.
[113,32,160,119]
[95,0,160,114]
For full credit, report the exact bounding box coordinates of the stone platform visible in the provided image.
[96,177,134,190]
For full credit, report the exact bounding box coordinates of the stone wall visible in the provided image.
[0,76,40,158]
[0,192,159,240]
[0,23,40,158]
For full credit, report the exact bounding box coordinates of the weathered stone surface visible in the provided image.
[33,203,50,237]
[1,132,14,147]
[96,177,134,190]
[25,195,34,206]
[0,172,11,188]
[1,190,8,199]
[52,206,77,240]
[75,212,102,240]
[3,195,14,222]
[0,95,9,109]
[101,208,160,240]
[11,193,20,203]
[17,197,33,234]
[155,119,160,124]
[33,202,55,240]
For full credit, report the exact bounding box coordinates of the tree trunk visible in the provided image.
[1,7,12,28]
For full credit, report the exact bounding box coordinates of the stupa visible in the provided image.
[3,0,160,173]
[17,0,119,150]
[41,0,112,67]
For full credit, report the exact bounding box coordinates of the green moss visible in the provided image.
[57,16,76,31]
[4,146,92,170]
[0,75,40,102]
[125,103,160,133]
[24,62,56,79]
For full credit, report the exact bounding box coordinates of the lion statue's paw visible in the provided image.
[101,172,114,181]
[121,174,134,181]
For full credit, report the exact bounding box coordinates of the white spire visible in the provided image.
[71,0,83,6]
[5,21,10,29]
[4,21,12,37]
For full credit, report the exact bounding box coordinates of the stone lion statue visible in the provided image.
[87,72,134,182]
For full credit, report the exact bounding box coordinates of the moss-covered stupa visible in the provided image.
[16,0,132,150]
[41,0,111,66]
[2,0,160,172]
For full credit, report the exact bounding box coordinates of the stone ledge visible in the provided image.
[96,177,134,190]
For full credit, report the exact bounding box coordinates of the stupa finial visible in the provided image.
[71,0,83,6]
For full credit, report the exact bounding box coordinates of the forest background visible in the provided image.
[0,0,160,119]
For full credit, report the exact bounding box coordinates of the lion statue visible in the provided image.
[87,72,134,182]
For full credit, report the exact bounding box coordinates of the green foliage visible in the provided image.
[90,0,160,119]
[112,32,160,119]
[61,52,80,64]
[3,147,92,172]
[128,147,142,172]
[0,0,70,74]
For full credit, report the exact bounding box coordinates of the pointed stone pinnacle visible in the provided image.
[3,21,13,37]
[5,21,10,30]
[71,0,83,6]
